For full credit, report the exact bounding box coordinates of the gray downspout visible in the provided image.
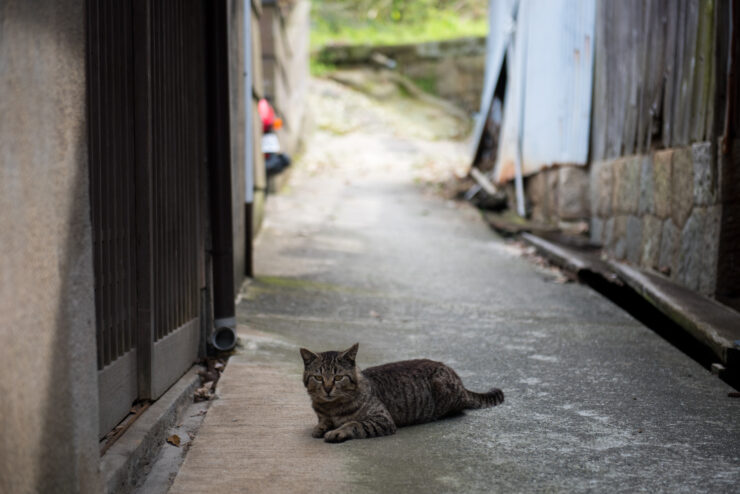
[208,0,237,351]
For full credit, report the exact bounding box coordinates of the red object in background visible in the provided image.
[258,98,274,132]
[258,98,283,133]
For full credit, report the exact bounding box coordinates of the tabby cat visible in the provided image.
[300,343,504,443]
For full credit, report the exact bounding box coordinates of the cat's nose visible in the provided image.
[323,385,333,395]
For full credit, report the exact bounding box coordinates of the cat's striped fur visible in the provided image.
[300,343,504,443]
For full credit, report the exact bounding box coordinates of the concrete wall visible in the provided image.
[0,1,101,492]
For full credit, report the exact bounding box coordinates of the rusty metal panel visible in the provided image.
[493,0,596,183]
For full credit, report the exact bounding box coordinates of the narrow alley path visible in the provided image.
[170,74,739,493]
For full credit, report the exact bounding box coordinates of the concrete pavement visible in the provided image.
[170,76,740,493]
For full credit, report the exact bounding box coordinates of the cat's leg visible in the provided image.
[324,413,396,443]
[429,367,470,417]
[312,413,334,438]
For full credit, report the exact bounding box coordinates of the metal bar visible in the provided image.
[507,3,526,218]
[153,0,163,341]
[124,0,136,353]
[102,0,113,366]
[133,0,154,400]
[177,0,186,327]
[182,1,190,323]
[165,0,175,338]
[162,0,170,339]
[186,1,195,319]
[112,0,122,361]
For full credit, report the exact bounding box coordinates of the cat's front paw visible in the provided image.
[323,429,351,443]
[311,426,327,438]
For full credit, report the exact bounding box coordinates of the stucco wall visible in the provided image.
[0,1,100,492]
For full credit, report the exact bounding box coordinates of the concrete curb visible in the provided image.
[100,366,202,494]
[521,232,740,373]
[608,262,740,369]
[520,232,620,284]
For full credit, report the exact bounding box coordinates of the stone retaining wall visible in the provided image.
[520,141,723,298]
[589,142,722,297]
[318,37,486,113]
[524,166,591,225]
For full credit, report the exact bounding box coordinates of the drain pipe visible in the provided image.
[206,0,236,351]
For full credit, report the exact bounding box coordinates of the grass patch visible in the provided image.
[410,76,437,95]
[310,59,338,77]
[311,1,488,50]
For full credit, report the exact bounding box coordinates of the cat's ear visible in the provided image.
[340,343,359,364]
[300,348,319,366]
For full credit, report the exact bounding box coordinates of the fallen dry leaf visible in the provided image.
[194,386,212,402]
[166,434,181,447]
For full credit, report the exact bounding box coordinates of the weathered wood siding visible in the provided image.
[590,0,728,161]
[587,0,737,302]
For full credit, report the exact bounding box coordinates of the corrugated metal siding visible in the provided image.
[493,0,596,182]
[469,0,517,162]
[521,0,595,170]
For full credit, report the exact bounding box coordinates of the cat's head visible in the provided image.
[299,343,360,403]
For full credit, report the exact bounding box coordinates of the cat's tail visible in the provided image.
[464,387,504,409]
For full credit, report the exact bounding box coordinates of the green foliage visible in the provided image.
[311,0,488,50]
[410,75,437,95]
[310,59,338,76]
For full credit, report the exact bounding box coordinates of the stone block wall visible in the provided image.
[589,142,722,297]
[524,166,591,225]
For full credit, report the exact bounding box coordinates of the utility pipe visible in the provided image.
[207,0,237,352]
